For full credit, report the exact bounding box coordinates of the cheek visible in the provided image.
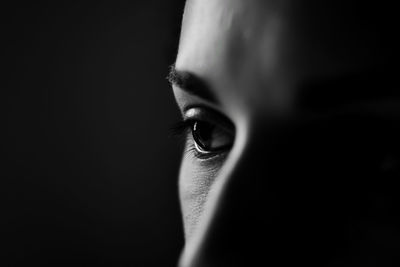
[179,155,221,239]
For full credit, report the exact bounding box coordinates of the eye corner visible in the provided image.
[191,120,234,155]
[172,104,236,161]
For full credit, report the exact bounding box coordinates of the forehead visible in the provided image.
[175,0,383,116]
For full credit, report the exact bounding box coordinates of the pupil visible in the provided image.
[193,121,215,151]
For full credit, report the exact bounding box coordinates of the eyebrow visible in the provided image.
[167,65,218,104]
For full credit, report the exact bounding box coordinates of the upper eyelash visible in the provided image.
[170,119,232,162]
[169,119,194,138]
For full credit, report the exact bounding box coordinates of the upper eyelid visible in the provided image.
[172,85,224,116]
[172,86,235,131]
[183,106,235,133]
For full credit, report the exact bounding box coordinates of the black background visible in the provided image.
[3,1,184,266]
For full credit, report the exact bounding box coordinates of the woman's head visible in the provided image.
[169,0,400,266]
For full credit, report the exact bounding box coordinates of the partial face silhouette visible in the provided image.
[170,0,400,266]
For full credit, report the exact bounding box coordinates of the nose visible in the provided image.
[178,122,284,267]
[179,115,399,267]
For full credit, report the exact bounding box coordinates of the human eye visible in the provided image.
[171,107,235,160]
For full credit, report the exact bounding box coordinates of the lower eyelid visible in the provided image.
[185,138,229,163]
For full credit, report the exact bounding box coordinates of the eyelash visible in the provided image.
[170,119,223,160]
[170,119,194,137]
[185,142,216,160]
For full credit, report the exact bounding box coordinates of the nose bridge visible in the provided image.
[179,123,281,267]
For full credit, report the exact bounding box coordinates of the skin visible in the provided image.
[171,0,400,266]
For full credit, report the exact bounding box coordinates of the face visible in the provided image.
[169,0,400,266]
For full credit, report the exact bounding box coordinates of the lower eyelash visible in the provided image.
[171,120,228,161]
[169,120,193,138]
[185,142,208,160]
[185,140,225,161]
